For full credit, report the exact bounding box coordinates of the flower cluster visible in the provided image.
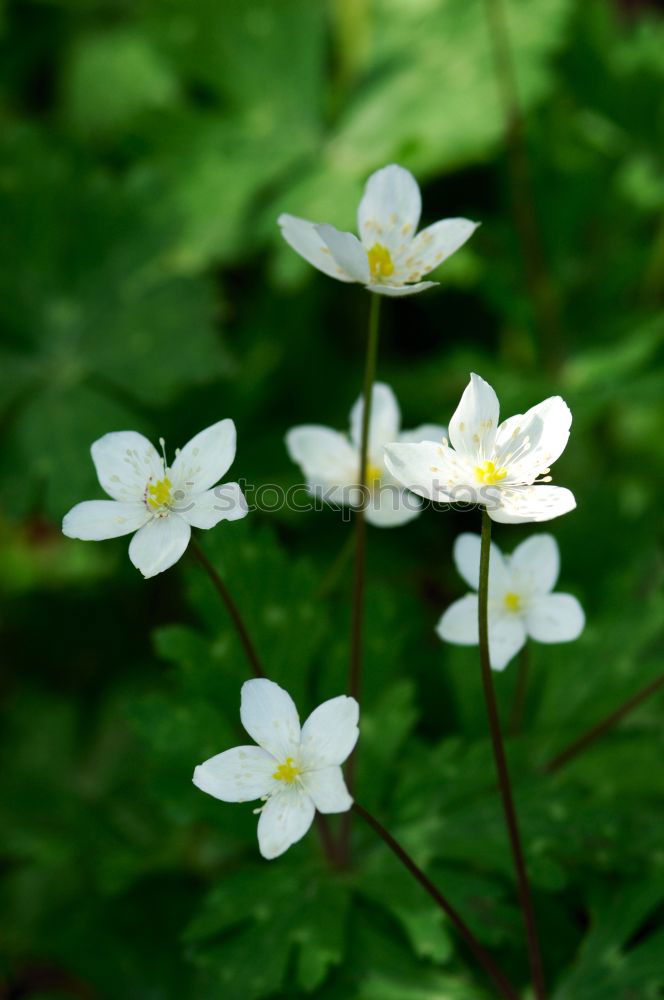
[61,161,585,869]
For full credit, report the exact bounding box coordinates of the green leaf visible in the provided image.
[63,29,179,136]
[554,884,664,999]
[185,864,350,998]
[183,520,328,705]
[266,0,573,281]
[0,126,229,518]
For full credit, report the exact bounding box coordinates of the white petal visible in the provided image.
[436,594,479,645]
[488,616,527,670]
[170,419,236,495]
[350,382,401,460]
[128,514,191,578]
[315,224,370,283]
[308,483,357,508]
[192,746,276,802]
[368,281,437,297]
[525,593,585,643]
[300,695,359,769]
[62,500,148,540]
[91,431,163,502]
[301,766,352,814]
[489,485,576,524]
[240,678,301,761]
[395,218,479,280]
[364,485,422,528]
[257,786,316,860]
[494,397,572,482]
[384,440,473,502]
[522,397,572,473]
[285,425,358,488]
[453,532,509,593]
[509,534,559,595]
[357,164,421,252]
[448,373,500,460]
[398,424,447,445]
[277,213,356,282]
[178,482,248,530]
[436,596,525,669]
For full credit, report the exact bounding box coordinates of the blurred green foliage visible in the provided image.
[1,0,663,997]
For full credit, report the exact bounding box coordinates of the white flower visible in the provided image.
[285,382,447,527]
[438,533,585,670]
[62,421,248,578]
[193,678,359,860]
[384,373,576,523]
[278,164,478,297]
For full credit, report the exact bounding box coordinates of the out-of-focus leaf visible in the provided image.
[183,520,328,704]
[63,28,179,136]
[266,0,573,281]
[553,884,664,999]
[0,127,230,518]
[185,864,349,999]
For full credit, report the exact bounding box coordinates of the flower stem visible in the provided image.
[509,642,530,737]
[479,510,546,999]
[189,536,265,679]
[339,292,382,862]
[314,531,355,600]
[349,292,382,701]
[353,802,520,1000]
[543,672,664,774]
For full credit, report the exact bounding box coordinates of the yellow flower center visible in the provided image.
[365,462,382,489]
[504,592,522,613]
[474,461,507,485]
[367,243,394,279]
[147,477,172,510]
[272,757,301,783]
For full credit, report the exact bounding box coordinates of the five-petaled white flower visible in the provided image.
[286,382,447,527]
[384,373,576,523]
[193,679,359,860]
[62,421,247,578]
[438,533,585,670]
[278,164,478,297]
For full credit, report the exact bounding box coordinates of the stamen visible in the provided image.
[504,592,522,613]
[272,757,301,783]
[474,460,507,486]
[365,462,382,489]
[158,436,168,475]
[146,477,173,511]
[367,244,394,279]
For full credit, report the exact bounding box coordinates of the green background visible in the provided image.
[1,0,663,997]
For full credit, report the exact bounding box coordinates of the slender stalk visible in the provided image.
[483,0,563,373]
[315,814,343,867]
[314,531,355,600]
[348,292,382,702]
[543,672,664,774]
[189,536,265,679]
[339,293,382,862]
[478,510,546,999]
[509,642,531,737]
[353,803,520,1000]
